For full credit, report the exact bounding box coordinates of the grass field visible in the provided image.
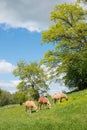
[0,89,87,130]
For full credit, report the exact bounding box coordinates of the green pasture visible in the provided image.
[0,89,87,130]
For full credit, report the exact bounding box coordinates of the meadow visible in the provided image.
[0,89,87,130]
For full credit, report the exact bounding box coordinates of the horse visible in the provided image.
[38,96,51,110]
[25,100,38,114]
[51,93,68,104]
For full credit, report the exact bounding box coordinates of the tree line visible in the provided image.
[0,89,30,106]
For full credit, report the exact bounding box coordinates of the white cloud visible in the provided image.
[0,80,20,87]
[0,60,15,74]
[0,60,19,93]
[0,80,21,93]
[0,0,76,32]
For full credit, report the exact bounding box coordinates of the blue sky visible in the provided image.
[1,0,84,94]
[0,27,54,64]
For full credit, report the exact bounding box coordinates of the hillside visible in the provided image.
[0,89,87,130]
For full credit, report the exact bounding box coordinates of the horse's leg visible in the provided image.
[29,107,32,114]
[38,103,40,110]
[60,98,62,102]
[42,104,44,109]
[45,103,47,109]
[40,104,42,110]
[54,99,57,104]
[26,106,27,112]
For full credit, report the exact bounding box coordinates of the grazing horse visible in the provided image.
[38,96,51,110]
[51,93,68,104]
[25,100,38,114]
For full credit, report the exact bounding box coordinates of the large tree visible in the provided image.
[13,61,49,100]
[41,3,87,90]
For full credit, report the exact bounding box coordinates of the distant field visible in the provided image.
[0,89,87,130]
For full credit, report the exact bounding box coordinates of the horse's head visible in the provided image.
[66,97,68,101]
[47,101,51,109]
[34,105,38,112]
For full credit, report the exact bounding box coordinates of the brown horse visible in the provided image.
[38,96,51,110]
[25,100,38,114]
[51,93,68,104]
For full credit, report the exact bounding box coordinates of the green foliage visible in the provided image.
[63,52,87,90]
[41,3,87,90]
[0,89,14,106]
[13,91,29,104]
[0,89,87,130]
[13,61,49,100]
[77,0,87,2]
[42,3,87,44]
